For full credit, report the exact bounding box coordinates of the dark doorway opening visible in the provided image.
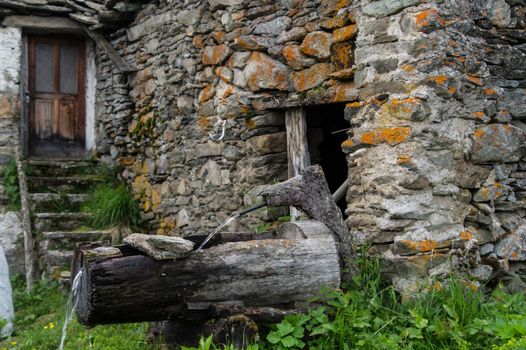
[306,104,349,214]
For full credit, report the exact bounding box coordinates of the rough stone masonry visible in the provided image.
[0,0,524,289]
[92,0,526,289]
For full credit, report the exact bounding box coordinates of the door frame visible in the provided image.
[27,35,87,155]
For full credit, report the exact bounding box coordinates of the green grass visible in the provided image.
[0,276,151,350]
[257,251,526,350]
[3,253,526,350]
[82,184,141,229]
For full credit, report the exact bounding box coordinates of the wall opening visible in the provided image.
[306,104,349,214]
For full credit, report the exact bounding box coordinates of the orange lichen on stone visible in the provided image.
[331,41,354,71]
[212,31,226,44]
[484,88,496,95]
[221,85,235,99]
[472,111,485,119]
[359,127,411,146]
[199,84,215,103]
[151,187,162,210]
[448,87,457,94]
[117,156,135,166]
[389,97,417,113]
[473,128,486,138]
[429,75,448,85]
[459,231,473,240]
[291,63,332,92]
[415,9,445,28]
[397,155,411,165]
[401,239,438,253]
[447,39,459,48]
[333,24,358,42]
[320,14,349,29]
[401,64,415,72]
[245,52,290,92]
[157,217,176,236]
[346,101,363,108]
[202,44,231,65]
[331,82,357,102]
[193,35,204,49]
[466,74,483,86]
[341,138,354,149]
[245,118,256,130]
[197,116,212,129]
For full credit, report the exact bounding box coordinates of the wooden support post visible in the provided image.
[15,146,36,290]
[285,107,310,221]
[260,165,358,283]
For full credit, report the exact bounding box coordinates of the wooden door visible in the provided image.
[28,35,86,157]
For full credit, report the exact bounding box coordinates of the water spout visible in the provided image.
[196,203,266,251]
[58,269,83,350]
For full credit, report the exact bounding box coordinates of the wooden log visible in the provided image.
[73,232,340,326]
[260,165,358,282]
[16,146,37,290]
[285,107,310,221]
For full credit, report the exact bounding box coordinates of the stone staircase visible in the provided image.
[27,159,110,283]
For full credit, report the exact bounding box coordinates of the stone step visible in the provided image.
[27,175,104,193]
[34,212,91,232]
[42,249,74,269]
[29,193,88,212]
[40,230,111,251]
[27,159,99,177]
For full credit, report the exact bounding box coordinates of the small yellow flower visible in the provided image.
[2,347,8,350]
[11,341,16,345]
[49,323,55,329]
[44,325,48,330]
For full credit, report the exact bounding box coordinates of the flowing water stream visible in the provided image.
[58,269,83,350]
[196,203,266,251]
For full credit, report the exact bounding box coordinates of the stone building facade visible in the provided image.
[0,0,524,287]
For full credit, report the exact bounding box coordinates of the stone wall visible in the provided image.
[344,0,525,288]
[93,0,525,286]
[95,0,360,236]
[0,27,20,169]
[0,27,24,275]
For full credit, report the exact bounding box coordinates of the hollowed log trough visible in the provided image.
[72,165,355,349]
[73,221,341,326]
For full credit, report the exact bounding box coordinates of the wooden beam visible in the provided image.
[83,26,135,73]
[285,107,310,220]
[73,233,340,325]
[15,146,37,290]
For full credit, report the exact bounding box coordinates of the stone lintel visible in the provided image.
[2,15,85,35]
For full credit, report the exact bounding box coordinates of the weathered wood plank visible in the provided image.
[74,235,340,325]
[285,107,310,220]
[82,27,135,73]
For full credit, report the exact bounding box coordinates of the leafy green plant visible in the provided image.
[1,158,21,209]
[267,316,306,349]
[182,336,260,350]
[2,275,150,350]
[82,184,141,229]
[0,158,33,210]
